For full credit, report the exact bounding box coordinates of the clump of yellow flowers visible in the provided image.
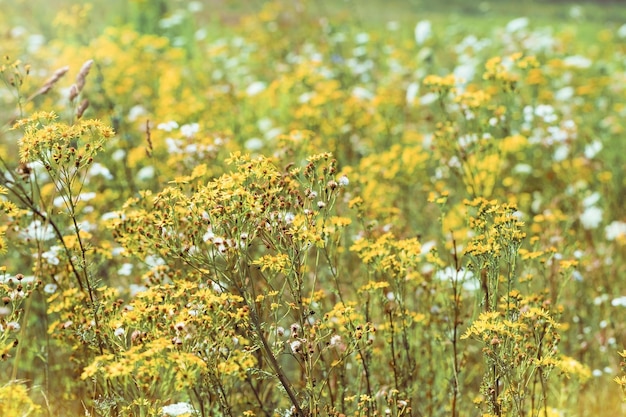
[1,1,625,416]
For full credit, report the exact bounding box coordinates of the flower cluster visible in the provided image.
[0,0,625,416]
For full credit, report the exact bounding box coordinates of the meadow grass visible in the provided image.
[0,0,625,416]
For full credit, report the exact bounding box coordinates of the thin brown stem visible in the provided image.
[387,310,400,392]
[249,307,306,416]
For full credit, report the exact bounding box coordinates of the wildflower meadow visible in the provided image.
[1,0,625,416]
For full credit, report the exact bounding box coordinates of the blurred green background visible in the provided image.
[5,0,626,39]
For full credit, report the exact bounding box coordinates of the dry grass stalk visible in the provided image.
[68,84,79,102]
[75,59,93,92]
[69,59,94,101]
[76,98,89,119]
[145,119,153,157]
[30,65,70,99]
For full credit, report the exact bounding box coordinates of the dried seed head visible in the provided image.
[32,66,70,98]
[68,84,79,101]
[75,59,93,92]
[131,330,142,342]
[290,323,301,337]
[290,340,302,353]
[76,98,89,119]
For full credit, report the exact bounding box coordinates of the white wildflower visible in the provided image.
[506,17,529,33]
[605,221,626,241]
[157,121,179,132]
[117,263,133,276]
[41,246,61,265]
[611,296,626,307]
[136,166,155,181]
[435,267,478,291]
[563,55,592,69]
[129,284,147,297]
[419,92,438,106]
[283,212,295,224]
[145,255,165,268]
[162,402,196,416]
[579,206,603,230]
[128,105,147,122]
[43,283,57,294]
[246,81,266,96]
[414,20,432,45]
[582,192,601,208]
[20,220,55,241]
[188,1,203,12]
[406,82,419,105]
[352,86,374,100]
[180,123,199,138]
[355,32,369,44]
[584,140,603,159]
[89,162,113,180]
[244,138,264,151]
